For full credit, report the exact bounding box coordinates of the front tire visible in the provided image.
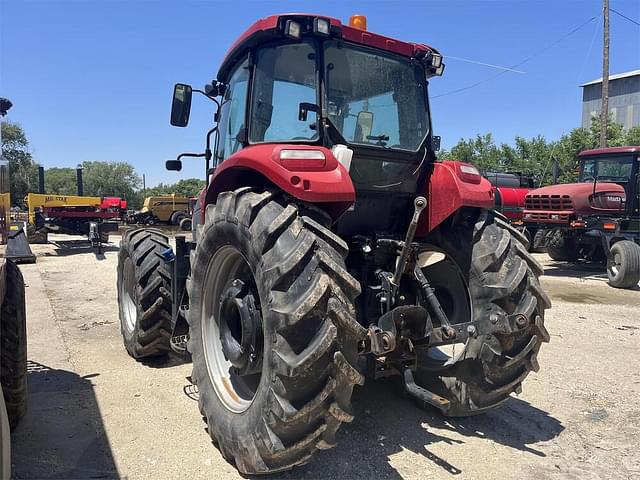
[187,188,365,474]
[1,260,27,429]
[546,229,578,261]
[607,240,640,289]
[415,211,551,416]
[117,228,173,359]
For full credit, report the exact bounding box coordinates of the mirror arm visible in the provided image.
[193,89,220,108]
[177,152,206,161]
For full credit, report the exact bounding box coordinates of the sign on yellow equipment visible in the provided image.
[24,193,102,224]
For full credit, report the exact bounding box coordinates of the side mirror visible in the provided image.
[355,111,373,142]
[166,160,182,171]
[170,84,193,127]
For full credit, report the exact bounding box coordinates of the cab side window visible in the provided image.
[216,58,250,164]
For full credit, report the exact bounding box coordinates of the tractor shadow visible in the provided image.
[279,380,564,479]
[11,360,119,479]
[43,239,119,260]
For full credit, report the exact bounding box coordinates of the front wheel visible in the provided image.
[187,189,365,474]
[117,228,173,358]
[607,240,640,289]
[415,211,551,416]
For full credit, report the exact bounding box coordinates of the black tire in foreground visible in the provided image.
[187,188,365,474]
[117,228,173,359]
[546,229,578,261]
[0,392,10,479]
[1,260,27,429]
[415,211,551,416]
[607,240,640,289]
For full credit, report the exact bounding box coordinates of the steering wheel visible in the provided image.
[583,175,595,182]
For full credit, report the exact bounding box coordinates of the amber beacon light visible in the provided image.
[348,14,367,30]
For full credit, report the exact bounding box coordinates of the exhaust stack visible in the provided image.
[76,165,84,196]
[38,166,45,194]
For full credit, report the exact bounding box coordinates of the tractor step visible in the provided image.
[401,368,450,414]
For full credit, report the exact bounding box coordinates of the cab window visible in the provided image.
[249,42,318,143]
[216,58,250,163]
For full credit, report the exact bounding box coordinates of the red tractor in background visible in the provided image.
[485,171,543,251]
[117,14,550,474]
[523,146,640,288]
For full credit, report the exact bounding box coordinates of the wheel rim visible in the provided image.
[121,256,137,333]
[418,248,473,367]
[608,252,621,278]
[202,245,263,413]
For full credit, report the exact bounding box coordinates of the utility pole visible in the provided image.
[600,0,610,147]
[143,174,146,196]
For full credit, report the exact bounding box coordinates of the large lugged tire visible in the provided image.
[117,228,173,358]
[607,240,640,289]
[187,188,365,474]
[1,260,27,429]
[415,211,551,416]
[546,229,578,261]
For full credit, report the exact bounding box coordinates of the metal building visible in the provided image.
[581,70,640,130]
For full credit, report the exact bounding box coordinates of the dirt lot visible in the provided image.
[9,233,640,479]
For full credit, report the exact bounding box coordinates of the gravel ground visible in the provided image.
[9,233,640,479]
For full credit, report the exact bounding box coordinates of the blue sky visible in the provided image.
[1,0,639,186]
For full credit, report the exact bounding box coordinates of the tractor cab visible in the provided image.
[577,147,639,217]
[169,14,444,235]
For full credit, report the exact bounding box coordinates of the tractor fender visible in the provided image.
[419,161,495,234]
[204,144,355,222]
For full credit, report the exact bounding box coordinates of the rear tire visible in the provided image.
[546,229,578,261]
[607,240,640,289]
[1,260,27,429]
[187,188,365,474]
[415,211,551,416]
[117,228,173,358]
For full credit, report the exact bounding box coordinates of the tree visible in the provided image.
[440,117,638,187]
[82,161,142,200]
[1,121,38,206]
[145,178,206,198]
[45,167,77,195]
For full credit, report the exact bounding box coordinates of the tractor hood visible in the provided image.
[524,182,626,223]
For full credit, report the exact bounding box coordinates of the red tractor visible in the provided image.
[117,14,550,474]
[523,146,640,288]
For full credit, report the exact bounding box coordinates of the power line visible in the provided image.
[610,7,640,26]
[432,14,600,99]
[444,55,526,74]
[576,13,602,84]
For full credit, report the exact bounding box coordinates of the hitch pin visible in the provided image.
[391,196,427,288]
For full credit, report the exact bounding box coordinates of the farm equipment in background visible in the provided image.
[485,171,544,251]
[25,167,125,253]
[523,146,640,288]
[117,14,550,474]
[0,97,29,478]
[126,194,190,226]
